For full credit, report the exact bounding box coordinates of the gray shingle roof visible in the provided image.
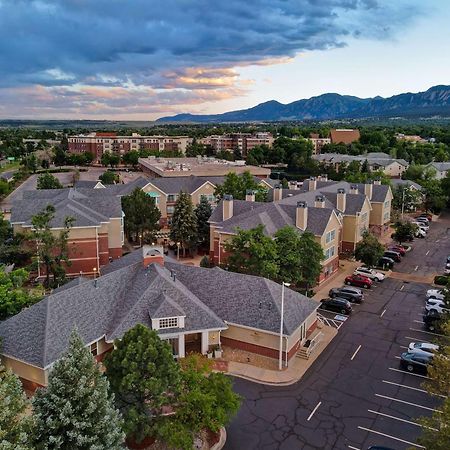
[209,199,260,223]
[73,180,105,189]
[313,153,408,167]
[427,162,450,172]
[0,253,318,369]
[390,179,423,190]
[144,175,225,195]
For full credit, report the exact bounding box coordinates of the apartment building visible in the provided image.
[10,189,124,277]
[209,193,343,284]
[330,129,361,145]
[308,133,331,155]
[0,246,318,391]
[68,133,193,162]
[200,132,274,157]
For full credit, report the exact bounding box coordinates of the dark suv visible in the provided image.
[423,310,444,332]
[400,352,432,374]
[329,286,363,303]
[384,250,401,262]
[319,298,352,315]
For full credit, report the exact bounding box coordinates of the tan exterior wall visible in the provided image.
[342,215,358,244]
[382,162,407,178]
[222,325,286,352]
[141,183,168,219]
[1,355,47,386]
[191,183,216,205]
[319,213,341,265]
[108,218,123,249]
[98,337,114,355]
[208,330,221,346]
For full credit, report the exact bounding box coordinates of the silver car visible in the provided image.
[408,342,439,358]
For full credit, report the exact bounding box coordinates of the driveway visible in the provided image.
[225,215,448,450]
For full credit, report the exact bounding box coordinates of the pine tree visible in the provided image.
[170,191,198,256]
[0,365,32,450]
[195,195,213,249]
[32,331,124,450]
[104,325,181,443]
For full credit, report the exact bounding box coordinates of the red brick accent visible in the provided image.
[318,255,339,284]
[341,240,356,252]
[306,319,318,336]
[221,336,300,362]
[109,247,123,259]
[20,377,44,393]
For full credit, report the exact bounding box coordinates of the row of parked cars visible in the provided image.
[423,287,449,332]
[400,341,439,374]
[319,267,387,314]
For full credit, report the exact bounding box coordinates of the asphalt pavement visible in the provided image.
[225,213,449,450]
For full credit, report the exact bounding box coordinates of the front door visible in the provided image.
[184,333,202,354]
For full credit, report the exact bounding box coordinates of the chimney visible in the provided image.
[364,181,373,200]
[373,178,381,186]
[307,177,317,191]
[288,181,298,190]
[223,194,233,220]
[245,189,255,202]
[336,188,346,212]
[350,185,359,195]
[143,245,165,267]
[315,195,325,208]
[296,201,308,231]
[273,184,283,202]
[321,173,328,181]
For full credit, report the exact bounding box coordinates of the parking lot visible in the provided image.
[225,214,449,450]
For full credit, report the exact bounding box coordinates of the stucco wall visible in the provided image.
[142,183,167,219]
[191,183,216,205]
[1,355,47,386]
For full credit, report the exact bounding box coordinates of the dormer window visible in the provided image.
[159,317,179,329]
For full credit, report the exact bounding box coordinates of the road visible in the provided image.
[225,213,449,450]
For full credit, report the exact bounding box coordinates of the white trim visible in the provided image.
[224,320,288,338]
[190,180,217,196]
[1,353,47,371]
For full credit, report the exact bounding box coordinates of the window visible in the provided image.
[384,200,390,209]
[203,194,216,203]
[167,194,178,202]
[167,206,175,214]
[384,211,390,221]
[326,229,336,244]
[159,317,178,329]
[90,342,98,357]
[324,246,335,260]
[361,212,368,223]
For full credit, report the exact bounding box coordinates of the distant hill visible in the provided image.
[157,85,450,123]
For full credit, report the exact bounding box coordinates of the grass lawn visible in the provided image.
[0,161,21,173]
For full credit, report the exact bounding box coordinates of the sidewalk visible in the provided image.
[223,325,337,386]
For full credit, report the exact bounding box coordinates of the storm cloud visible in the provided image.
[0,0,421,117]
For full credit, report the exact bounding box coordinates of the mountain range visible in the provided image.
[157,85,450,123]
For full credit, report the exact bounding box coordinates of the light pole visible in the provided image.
[279,282,290,371]
[401,187,405,219]
[93,267,97,279]
[177,242,181,260]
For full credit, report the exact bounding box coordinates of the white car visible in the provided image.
[408,342,439,357]
[425,300,447,314]
[426,289,446,300]
[354,267,385,282]
[412,221,429,231]
[415,228,427,238]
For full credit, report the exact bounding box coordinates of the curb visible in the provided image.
[211,427,227,450]
[225,371,297,387]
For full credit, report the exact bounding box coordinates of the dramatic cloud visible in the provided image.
[0,0,421,118]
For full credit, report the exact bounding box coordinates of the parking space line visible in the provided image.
[394,356,401,360]
[414,265,419,271]
[425,250,430,255]
[368,409,423,427]
[400,284,405,291]
[405,336,431,343]
[382,380,428,394]
[410,327,445,337]
[357,426,425,448]
[380,309,386,318]
[399,345,408,349]
[413,320,425,325]
[375,394,439,412]
[389,367,430,379]
[348,446,360,450]
[351,345,362,360]
[307,401,321,421]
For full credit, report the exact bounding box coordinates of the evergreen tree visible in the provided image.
[195,195,213,249]
[121,188,161,243]
[32,331,124,450]
[296,231,325,290]
[99,170,119,185]
[0,365,33,450]
[104,325,181,443]
[170,191,198,256]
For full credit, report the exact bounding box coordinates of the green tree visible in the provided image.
[33,331,124,450]
[0,267,42,320]
[392,221,418,244]
[122,188,160,243]
[82,151,94,165]
[224,225,279,279]
[170,191,198,256]
[159,355,241,450]
[36,173,63,190]
[0,365,33,450]
[122,150,140,167]
[22,154,38,173]
[296,230,325,290]
[422,180,447,213]
[31,205,74,288]
[99,170,119,185]
[195,195,213,249]
[40,159,50,170]
[214,171,267,202]
[53,146,66,167]
[354,230,385,267]
[100,152,110,167]
[104,325,181,443]
[108,154,120,167]
[392,185,423,212]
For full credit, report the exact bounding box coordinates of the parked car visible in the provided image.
[447,255,450,263]
[319,298,352,315]
[344,274,373,289]
[383,250,401,262]
[408,342,439,358]
[415,217,429,225]
[426,289,446,300]
[412,221,429,231]
[425,300,447,314]
[445,263,450,275]
[423,310,444,332]
[415,228,426,238]
[329,286,364,303]
[417,213,432,221]
[388,245,405,256]
[354,267,385,282]
[377,256,395,269]
[400,352,432,374]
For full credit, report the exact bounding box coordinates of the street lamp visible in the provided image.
[138,233,142,247]
[93,267,97,279]
[176,242,181,260]
[279,282,291,371]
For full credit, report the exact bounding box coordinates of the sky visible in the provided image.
[0,0,449,121]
